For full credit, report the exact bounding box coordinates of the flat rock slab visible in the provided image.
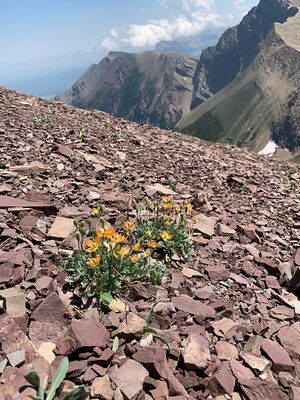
[110,359,149,399]
[47,216,75,239]
[240,378,289,400]
[70,319,110,349]
[193,214,216,237]
[172,295,215,319]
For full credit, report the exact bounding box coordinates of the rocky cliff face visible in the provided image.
[191,0,298,109]
[55,51,197,129]
[178,0,300,155]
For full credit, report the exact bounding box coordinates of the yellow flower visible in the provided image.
[92,208,98,215]
[145,229,153,238]
[147,240,159,249]
[162,196,173,203]
[117,246,131,258]
[144,248,151,256]
[131,254,140,263]
[85,236,102,253]
[86,254,101,268]
[160,230,173,241]
[132,243,141,252]
[124,220,135,232]
[162,202,173,210]
[186,203,193,213]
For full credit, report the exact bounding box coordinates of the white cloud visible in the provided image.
[100,37,118,50]
[110,28,118,38]
[122,11,222,48]
[233,0,251,13]
[182,0,215,11]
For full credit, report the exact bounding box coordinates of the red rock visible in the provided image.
[53,143,74,158]
[70,319,109,349]
[270,305,294,320]
[110,359,148,399]
[182,334,211,369]
[91,375,114,399]
[133,346,188,398]
[113,312,147,339]
[32,292,67,324]
[0,249,32,266]
[0,195,55,210]
[216,341,238,361]
[28,321,68,347]
[0,314,37,362]
[0,287,27,318]
[291,386,300,400]
[208,361,236,396]
[277,322,300,358]
[261,339,294,372]
[0,262,14,284]
[172,295,215,319]
[205,264,230,281]
[229,360,255,382]
[9,161,46,174]
[240,378,289,400]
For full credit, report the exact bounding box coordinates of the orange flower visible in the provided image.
[131,254,140,263]
[132,243,141,252]
[162,196,173,203]
[144,248,151,256]
[124,220,135,232]
[92,208,98,215]
[160,230,172,241]
[117,246,131,258]
[86,254,101,268]
[97,225,116,239]
[162,202,174,210]
[147,240,159,249]
[110,233,127,246]
[85,236,102,253]
[185,203,193,213]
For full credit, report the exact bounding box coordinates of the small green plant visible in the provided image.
[62,197,193,303]
[76,127,85,138]
[25,357,88,400]
[168,179,177,192]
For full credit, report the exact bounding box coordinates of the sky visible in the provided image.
[0,0,258,82]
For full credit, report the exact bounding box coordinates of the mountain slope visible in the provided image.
[191,0,298,109]
[55,51,197,129]
[1,86,300,399]
[177,0,300,155]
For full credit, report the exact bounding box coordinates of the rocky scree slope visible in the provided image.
[1,86,300,399]
[177,0,300,156]
[55,51,197,130]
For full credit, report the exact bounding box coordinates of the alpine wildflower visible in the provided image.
[124,220,135,232]
[86,254,101,268]
[160,230,173,241]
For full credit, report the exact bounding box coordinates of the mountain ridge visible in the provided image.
[177,0,300,155]
[55,50,197,129]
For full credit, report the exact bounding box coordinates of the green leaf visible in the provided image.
[62,386,89,400]
[112,336,119,353]
[46,357,69,400]
[25,371,40,390]
[28,396,43,400]
[100,292,113,304]
[144,308,154,324]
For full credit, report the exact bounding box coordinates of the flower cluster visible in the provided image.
[62,196,193,303]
